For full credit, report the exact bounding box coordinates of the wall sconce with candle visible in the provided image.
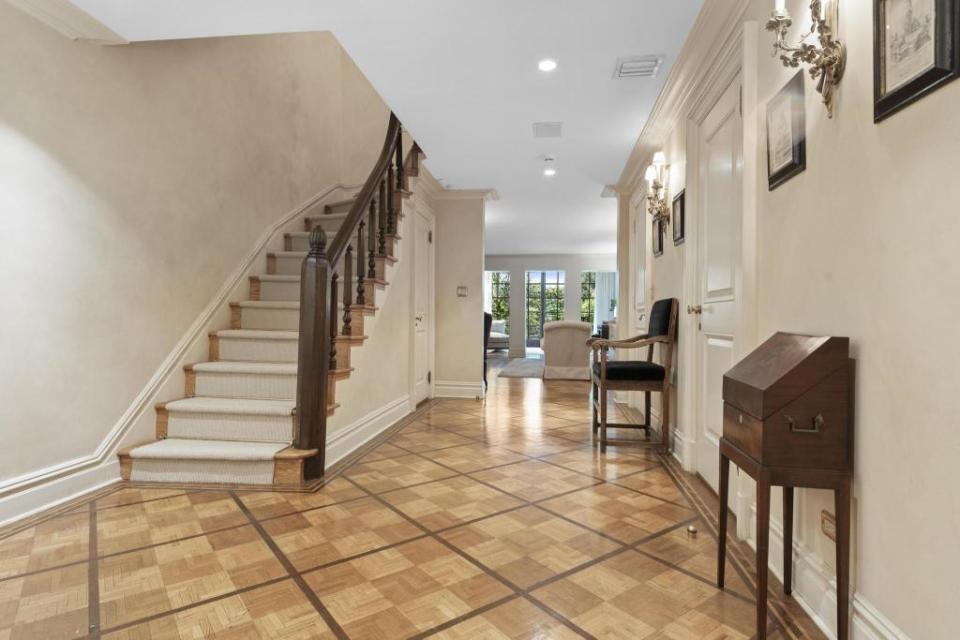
[644,151,670,226]
[766,0,846,117]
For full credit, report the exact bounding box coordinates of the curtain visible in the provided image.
[483,271,493,314]
[594,272,618,329]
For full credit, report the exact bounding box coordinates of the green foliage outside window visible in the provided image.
[580,271,597,326]
[526,271,564,343]
[489,271,510,334]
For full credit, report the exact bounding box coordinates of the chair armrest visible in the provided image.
[590,335,667,351]
[586,333,648,348]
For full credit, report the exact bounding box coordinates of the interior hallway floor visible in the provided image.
[0,365,828,639]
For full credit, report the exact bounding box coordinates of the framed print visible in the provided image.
[652,219,664,257]
[874,0,959,122]
[672,190,685,245]
[766,71,806,191]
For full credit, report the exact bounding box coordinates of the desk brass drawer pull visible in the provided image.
[784,413,823,433]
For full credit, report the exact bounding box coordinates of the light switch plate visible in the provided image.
[456,286,468,297]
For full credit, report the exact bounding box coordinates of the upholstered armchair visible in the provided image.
[488,319,510,351]
[541,321,592,380]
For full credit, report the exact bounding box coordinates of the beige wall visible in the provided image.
[0,4,388,496]
[619,1,960,637]
[434,196,485,397]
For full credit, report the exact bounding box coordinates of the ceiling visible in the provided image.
[69,0,704,255]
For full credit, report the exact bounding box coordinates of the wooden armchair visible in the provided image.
[589,298,678,453]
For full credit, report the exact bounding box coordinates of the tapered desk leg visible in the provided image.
[591,381,599,435]
[599,385,608,452]
[717,453,730,589]
[836,477,851,640]
[783,486,794,595]
[755,472,771,640]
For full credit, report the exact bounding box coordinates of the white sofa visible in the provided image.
[488,319,510,351]
[541,321,592,380]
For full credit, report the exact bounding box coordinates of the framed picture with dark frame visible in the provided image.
[672,190,685,245]
[874,0,960,122]
[652,219,664,257]
[766,71,806,191]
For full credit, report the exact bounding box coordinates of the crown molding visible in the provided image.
[419,165,499,202]
[616,0,751,193]
[9,0,127,44]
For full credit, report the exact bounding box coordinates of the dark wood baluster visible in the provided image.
[329,273,338,370]
[378,179,387,256]
[387,163,397,236]
[294,227,331,478]
[368,195,377,279]
[342,245,353,335]
[356,221,366,306]
[395,127,404,192]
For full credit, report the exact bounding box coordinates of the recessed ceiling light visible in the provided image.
[538,59,558,72]
[543,156,557,177]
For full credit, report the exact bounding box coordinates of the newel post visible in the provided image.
[295,226,331,479]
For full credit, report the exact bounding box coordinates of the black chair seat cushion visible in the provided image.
[593,360,665,382]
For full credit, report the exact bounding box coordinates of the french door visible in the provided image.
[525,271,564,347]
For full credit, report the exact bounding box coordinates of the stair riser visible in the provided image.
[287,221,345,250]
[270,255,303,276]
[194,372,296,400]
[215,337,298,362]
[128,458,277,485]
[166,413,294,443]
[256,279,380,305]
[258,280,301,301]
[237,307,299,331]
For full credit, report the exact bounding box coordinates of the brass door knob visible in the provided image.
[687,304,703,315]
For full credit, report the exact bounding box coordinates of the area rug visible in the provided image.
[497,358,545,379]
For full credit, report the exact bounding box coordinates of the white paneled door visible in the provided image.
[413,206,434,404]
[693,79,742,492]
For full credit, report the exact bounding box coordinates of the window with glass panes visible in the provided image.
[489,271,510,333]
[580,271,597,327]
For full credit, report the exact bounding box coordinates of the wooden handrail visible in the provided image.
[294,111,413,480]
[327,112,402,264]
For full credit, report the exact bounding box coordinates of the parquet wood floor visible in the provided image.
[0,364,827,639]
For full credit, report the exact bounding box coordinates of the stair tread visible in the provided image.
[269,251,307,258]
[129,439,288,461]
[215,329,298,340]
[233,300,299,309]
[192,361,297,375]
[253,275,387,284]
[323,198,356,210]
[287,218,346,233]
[165,397,295,416]
[232,301,364,310]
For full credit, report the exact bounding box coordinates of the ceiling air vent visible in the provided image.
[613,55,664,79]
[532,121,563,138]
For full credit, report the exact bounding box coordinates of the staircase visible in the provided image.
[119,114,421,486]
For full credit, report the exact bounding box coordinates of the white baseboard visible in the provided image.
[746,509,909,640]
[0,460,120,528]
[0,182,359,526]
[435,380,485,399]
[671,427,695,470]
[326,396,412,468]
